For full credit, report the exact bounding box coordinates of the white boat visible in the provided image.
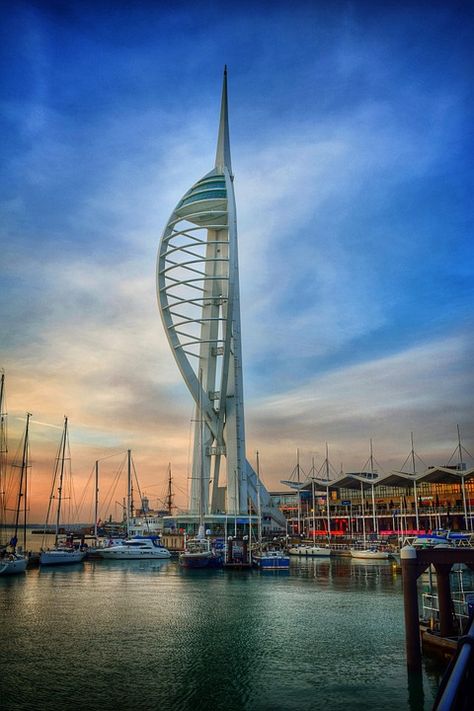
[39,548,85,565]
[350,548,391,560]
[40,417,86,567]
[288,544,331,557]
[99,537,171,560]
[0,551,28,576]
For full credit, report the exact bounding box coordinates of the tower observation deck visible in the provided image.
[157,69,285,528]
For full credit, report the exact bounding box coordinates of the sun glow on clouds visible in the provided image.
[1,1,473,519]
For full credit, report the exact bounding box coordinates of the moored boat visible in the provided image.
[99,536,171,560]
[0,551,28,576]
[40,417,86,567]
[288,544,331,557]
[179,536,223,568]
[252,548,290,570]
[350,547,391,560]
[39,547,85,566]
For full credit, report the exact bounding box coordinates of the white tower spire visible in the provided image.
[157,70,285,526]
[215,66,232,176]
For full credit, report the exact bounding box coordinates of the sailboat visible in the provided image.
[252,452,290,570]
[40,417,85,566]
[288,477,331,557]
[0,394,30,577]
[99,451,171,560]
[350,440,390,560]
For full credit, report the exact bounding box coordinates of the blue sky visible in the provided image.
[1,0,473,518]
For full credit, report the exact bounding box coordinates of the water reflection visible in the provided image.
[1,555,442,710]
[290,556,401,592]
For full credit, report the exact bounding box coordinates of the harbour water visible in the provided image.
[0,547,446,711]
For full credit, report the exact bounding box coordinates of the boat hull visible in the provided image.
[288,546,331,557]
[180,553,212,568]
[350,549,391,560]
[98,538,171,560]
[0,554,28,576]
[40,549,86,566]
[179,552,223,568]
[253,553,290,570]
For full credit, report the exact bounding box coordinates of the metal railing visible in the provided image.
[433,613,474,710]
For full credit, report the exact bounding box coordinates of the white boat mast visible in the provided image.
[360,480,366,546]
[410,432,420,531]
[126,449,131,538]
[0,373,7,533]
[54,416,68,547]
[256,451,262,545]
[325,443,331,542]
[296,448,301,535]
[94,460,99,543]
[13,412,31,552]
[369,439,378,535]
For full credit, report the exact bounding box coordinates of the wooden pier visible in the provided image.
[401,546,474,672]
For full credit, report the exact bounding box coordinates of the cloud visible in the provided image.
[1,0,472,521]
[245,331,474,486]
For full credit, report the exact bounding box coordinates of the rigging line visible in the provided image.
[96,450,128,462]
[66,435,81,525]
[462,446,473,460]
[101,464,125,518]
[75,465,95,521]
[445,440,474,463]
[360,454,385,476]
[99,456,127,519]
[42,424,65,543]
[173,481,188,496]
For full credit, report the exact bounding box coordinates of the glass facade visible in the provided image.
[180,189,227,207]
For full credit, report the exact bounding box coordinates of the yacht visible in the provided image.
[98,537,171,560]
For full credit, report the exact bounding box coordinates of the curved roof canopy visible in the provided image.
[281,465,474,494]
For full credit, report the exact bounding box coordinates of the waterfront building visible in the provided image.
[278,463,474,539]
[156,69,285,532]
